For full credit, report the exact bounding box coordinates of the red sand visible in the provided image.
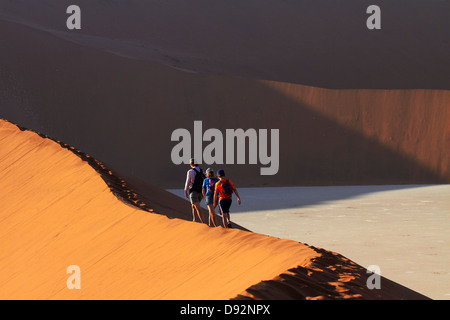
[0,0,445,300]
[0,120,318,299]
[0,120,430,299]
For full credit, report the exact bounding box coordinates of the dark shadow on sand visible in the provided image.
[233,246,431,300]
[0,16,448,223]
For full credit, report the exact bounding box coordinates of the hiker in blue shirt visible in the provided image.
[202,168,220,227]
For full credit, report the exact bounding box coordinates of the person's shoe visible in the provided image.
[227,223,232,228]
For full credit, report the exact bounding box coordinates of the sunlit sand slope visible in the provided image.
[0,119,318,299]
[0,120,430,299]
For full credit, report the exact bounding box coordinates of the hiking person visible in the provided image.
[202,168,220,227]
[213,169,241,228]
[184,158,206,223]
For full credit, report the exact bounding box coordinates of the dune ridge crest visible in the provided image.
[0,119,430,299]
[0,119,318,299]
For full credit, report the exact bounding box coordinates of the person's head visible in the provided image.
[189,158,198,168]
[217,169,225,179]
[206,168,215,178]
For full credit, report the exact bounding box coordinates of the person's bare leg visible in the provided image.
[221,213,230,228]
[191,204,197,222]
[222,213,230,228]
[207,204,217,227]
[193,202,204,223]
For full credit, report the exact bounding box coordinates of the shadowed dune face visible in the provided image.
[1,0,449,89]
[0,19,448,189]
[0,120,430,300]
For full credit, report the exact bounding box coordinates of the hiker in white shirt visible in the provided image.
[184,158,205,223]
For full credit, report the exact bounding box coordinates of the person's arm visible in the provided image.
[234,187,242,205]
[213,182,219,208]
[184,170,193,198]
[202,179,207,199]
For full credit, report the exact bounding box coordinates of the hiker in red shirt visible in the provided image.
[213,169,241,228]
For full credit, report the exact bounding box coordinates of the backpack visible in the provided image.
[219,179,233,199]
[207,178,219,195]
[190,167,205,193]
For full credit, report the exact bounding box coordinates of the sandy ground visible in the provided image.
[0,120,435,300]
[168,184,450,300]
[0,120,319,300]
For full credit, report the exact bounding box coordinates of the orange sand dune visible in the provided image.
[0,120,429,299]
